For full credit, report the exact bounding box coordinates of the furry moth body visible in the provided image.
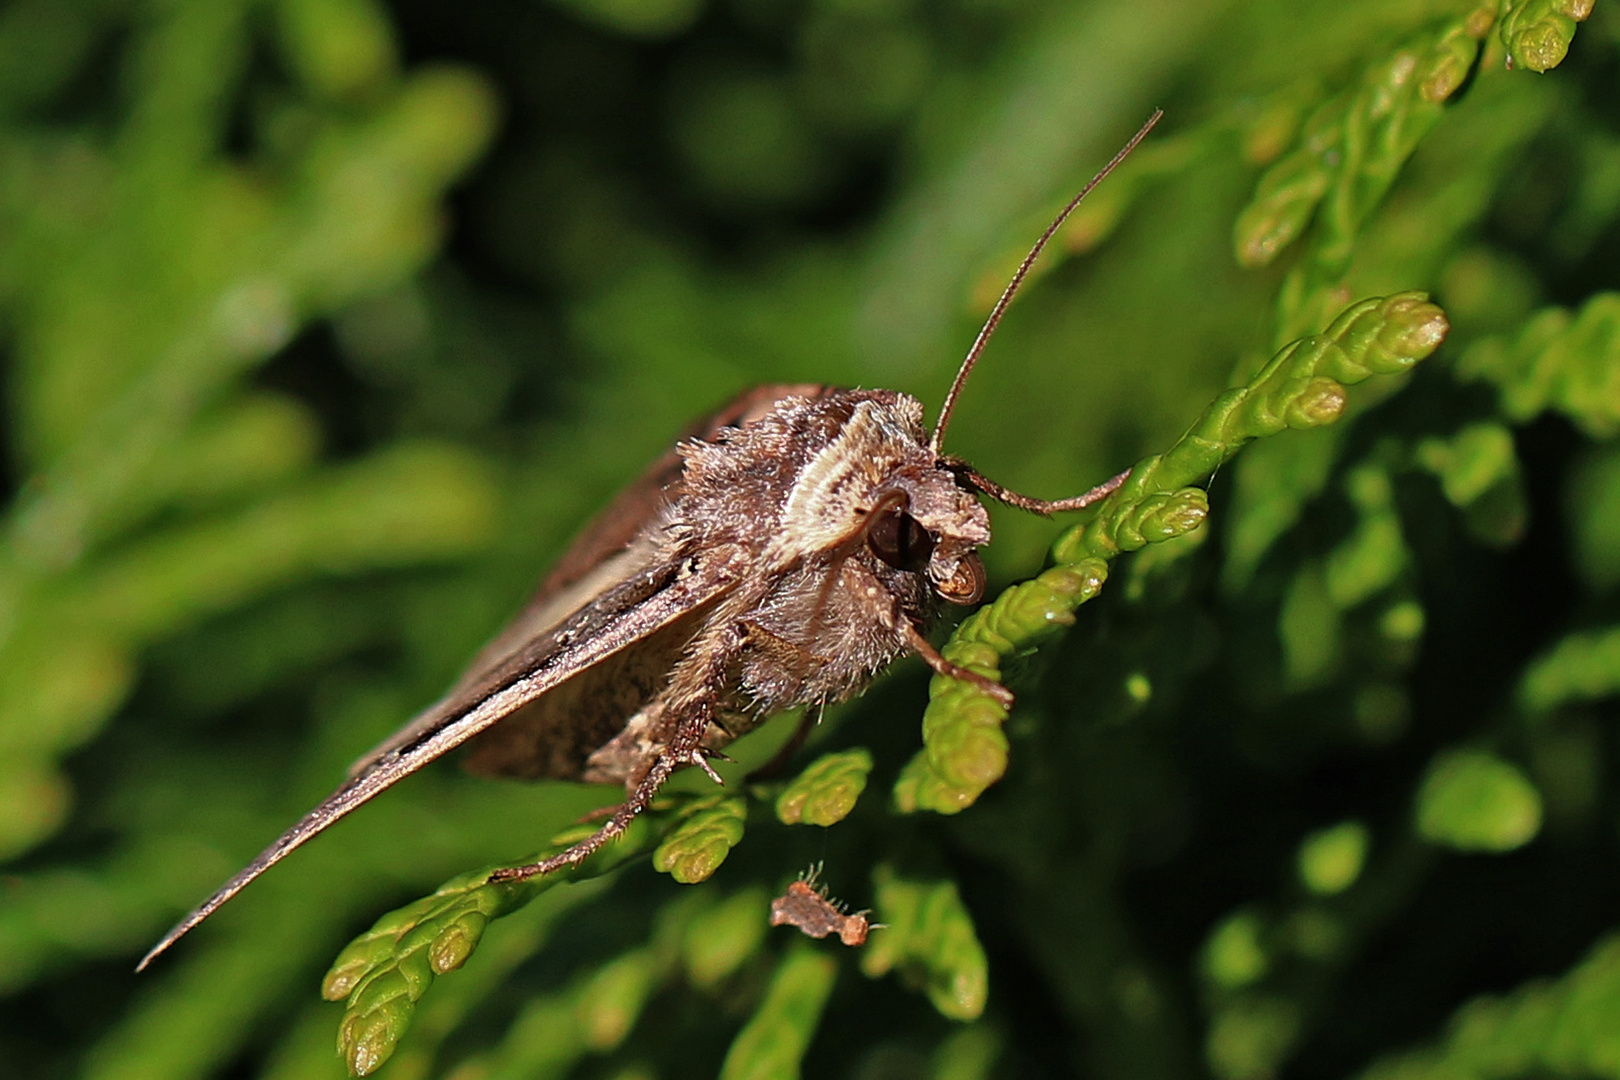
[138,110,1163,971]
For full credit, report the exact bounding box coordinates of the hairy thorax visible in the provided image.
[574,389,990,785]
[672,389,987,713]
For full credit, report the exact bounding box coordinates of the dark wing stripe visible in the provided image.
[137,552,739,971]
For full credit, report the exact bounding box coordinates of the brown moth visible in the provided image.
[770,865,874,947]
[138,110,1162,971]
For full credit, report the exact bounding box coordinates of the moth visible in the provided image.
[770,865,874,947]
[138,110,1162,971]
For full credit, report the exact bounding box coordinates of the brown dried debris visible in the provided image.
[769,866,873,947]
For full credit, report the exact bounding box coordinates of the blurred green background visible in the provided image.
[2,0,1619,1077]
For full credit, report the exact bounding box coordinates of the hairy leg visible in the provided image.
[487,705,714,881]
[487,611,754,882]
[902,620,1015,707]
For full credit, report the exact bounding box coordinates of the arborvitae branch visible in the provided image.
[774,748,873,826]
[1233,6,1493,342]
[682,887,771,989]
[1234,7,1493,273]
[1322,461,1407,610]
[1517,624,1620,715]
[458,886,765,1080]
[1415,422,1527,547]
[719,944,839,1080]
[323,809,672,1075]
[1355,931,1620,1080]
[1414,748,1543,853]
[900,293,1449,813]
[1499,0,1595,72]
[860,866,988,1022]
[652,791,749,884]
[894,559,1109,815]
[1457,292,1620,437]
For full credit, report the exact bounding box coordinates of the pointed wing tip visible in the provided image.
[135,934,176,973]
[135,908,210,973]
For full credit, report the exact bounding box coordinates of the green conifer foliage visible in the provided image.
[2,2,1616,1078]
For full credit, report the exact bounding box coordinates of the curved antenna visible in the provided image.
[929,108,1164,455]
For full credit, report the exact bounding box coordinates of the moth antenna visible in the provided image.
[929,108,1164,455]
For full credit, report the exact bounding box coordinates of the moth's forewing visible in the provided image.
[368,383,828,781]
[460,597,714,779]
[139,550,746,968]
[344,543,670,779]
[354,383,827,780]
[139,390,825,970]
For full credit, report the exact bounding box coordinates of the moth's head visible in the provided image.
[865,465,990,606]
[778,391,990,604]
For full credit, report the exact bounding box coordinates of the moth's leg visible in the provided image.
[901,621,1015,707]
[943,457,1129,515]
[487,704,715,881]
[740,619,831,667]
[709,620,824,785]
[837,556,1017,707]
[488,614,752,882]
[686,744,730,785]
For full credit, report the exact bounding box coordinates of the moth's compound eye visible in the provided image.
[867,505,936,574]
[935,552,986,606]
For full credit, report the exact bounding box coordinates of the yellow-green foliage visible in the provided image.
[1416,749,1544,853]
[719,945,838,1080]
[0,0,497,862]
[651,793,749,884]
[1359,931,1620,1080]
[3,1,1617,1079]
[1459,292,1620,437]
[774,748,873,827]
[861,866,989,1023]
